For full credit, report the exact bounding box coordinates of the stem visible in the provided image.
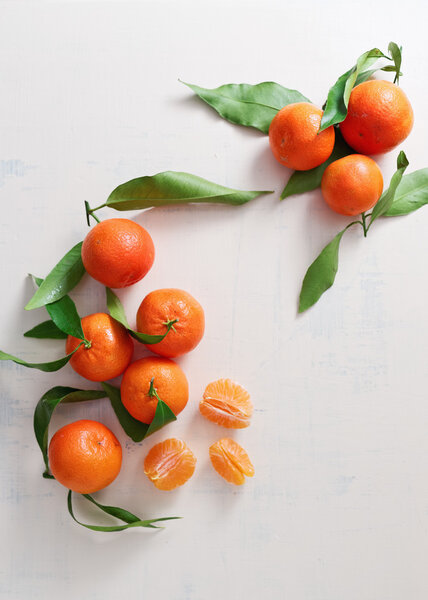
[361,212,368,237]
[84,201,105,227]
[163,318,179,333]
[148,377,162,403]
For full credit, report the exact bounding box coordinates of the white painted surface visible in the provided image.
[1,1,428,598]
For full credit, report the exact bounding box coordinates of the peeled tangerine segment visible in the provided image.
[200,379,253,428]
[144,438,196,491]
[209,438,255,485]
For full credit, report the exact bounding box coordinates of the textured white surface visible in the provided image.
[1,1,428,598]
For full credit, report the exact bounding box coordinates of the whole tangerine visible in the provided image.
[121,356,189,424]
[136,288,205,358]
[48,419,122,494]
[81,218,155,288]
[339,80,414,155]
[269,102,335,171]
[66,312,133,382]
[321,154,384,216]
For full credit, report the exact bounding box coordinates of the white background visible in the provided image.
[1,1,427,598]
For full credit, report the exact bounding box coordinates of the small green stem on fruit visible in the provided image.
[361,212,368,237]
[163,318,179,333]
[83,339,92,349]
[148,377,163,403]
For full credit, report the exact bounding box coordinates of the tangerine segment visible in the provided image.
[121,357,189,424]
[200,379,253,428]
[209,438,254,485]
[48,420,122,494]
[136,288,205,358]
[144,438,196,491]
[66,312,134,382]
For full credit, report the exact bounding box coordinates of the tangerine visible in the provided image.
[48,420,122,494]
[66,312,133,382]
[81,218,155,288]
[321,154,383,216]
[121,357,188,424]
[136,288,205,358]
[144,438,196,490]
[199,379,253,428]
[209,438,254,485]
[339,80,414,155]
[269,102,335,170]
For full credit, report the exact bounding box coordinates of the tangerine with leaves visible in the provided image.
[321,154,384,216]
[48,420,122,494]
[82,218,155,288]
[144,438,196,490]
[66,312,133,382]
[339,80,414,155]
[136,288,205,358]
[200,379,253,428]
[269,102,335,171]
[121,357,189,424]
[209,438,254,485]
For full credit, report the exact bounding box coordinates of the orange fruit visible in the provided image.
[121,357,189,424]
[269,102,335,170]
[199,379,253,428]
[144,438,196,490]
[209,438,254,485]
[136,288,205,358]
[339,80,414,155]
[321,154,384,216]
[48,420,122,494]
[81,218,155,288]
[66,312,133,382]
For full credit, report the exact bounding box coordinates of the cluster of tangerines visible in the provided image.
[49,218,254,495]
[269,80,413,214]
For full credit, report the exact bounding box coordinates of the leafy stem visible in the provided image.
[84,201,105,226]
[163,318,179,333]
[148,378,163,403]
[360,212,369,237]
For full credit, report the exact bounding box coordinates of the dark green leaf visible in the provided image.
[385,168,428,216]
[33,386,106,475]
[299,223,358,313]
[24,320,68,339]
[281,130,353,199]
[32,275,85,340]
[106,171,272,211]
[67,491,180,532]
[0,342,83,373]
[181,80,310,134]
[25,242,85,310]
[370,151,409,223]
[106,287,173,344]
[320,48,388,131]
[101,382,176,442]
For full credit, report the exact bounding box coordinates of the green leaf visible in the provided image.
[299,223,358,313]
[24,320,68,339]
[0,342,83,373]
[25,242,85,310]
[101,382,176,442]
[32,276,86,341]
[320,48,388,131]
[33,386,106,475]
[370,151,409,224]
[106,287,174,344]
[106,171,272,211]
[384,168,428,216]
[180,80,310,134]
[67,491,180,532]
[281,130,353,199]
[387,42,402,84]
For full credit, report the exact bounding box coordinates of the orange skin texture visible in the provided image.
[81,218,155,288]
[48,420,122,494]
[136,288,205,358]
[121,357,189,424]
[339,80,414,155]
[199,379,253,429]
[209,438,254,485]
[144,438,196,491]
[269,102,335,170]
[321,154,384,216]
[66,312,134,382]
